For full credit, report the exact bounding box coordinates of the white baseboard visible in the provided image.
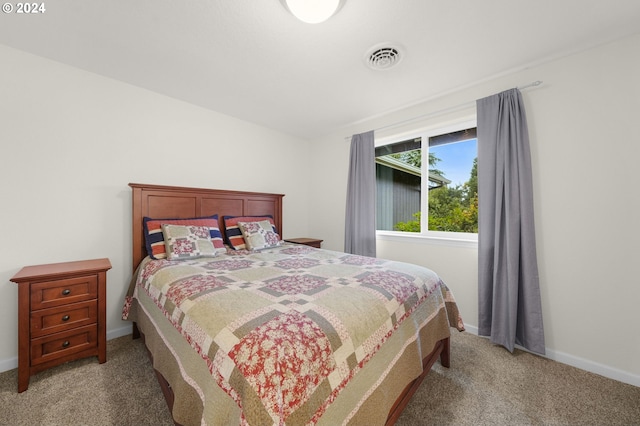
[463,325,640,388]
[3,324,638,388]
[107,324,133,340]
[0,324,134,374]
[0,356,17,374]
[543,347,640,387]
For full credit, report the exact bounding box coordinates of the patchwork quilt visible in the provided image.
[123,244,463,425]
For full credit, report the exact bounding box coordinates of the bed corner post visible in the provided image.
[129,183,144,271]
[440,337,451,368]
[132,322,141,340]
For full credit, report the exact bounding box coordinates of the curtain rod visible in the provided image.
[352,80,543,137]
[516,80,543,90]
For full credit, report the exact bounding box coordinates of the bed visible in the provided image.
[122,183,464,425]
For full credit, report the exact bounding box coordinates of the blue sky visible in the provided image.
[430,139,477,187]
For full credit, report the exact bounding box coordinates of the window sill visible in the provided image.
[376,231,478,249]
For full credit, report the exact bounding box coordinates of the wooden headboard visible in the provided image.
[129,183,284,270]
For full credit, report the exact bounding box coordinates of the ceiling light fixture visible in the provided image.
[281,0,345,24]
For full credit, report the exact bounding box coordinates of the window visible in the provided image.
[375,121,477,238]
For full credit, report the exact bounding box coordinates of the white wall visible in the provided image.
[308,34,640,386]
[0,45,312,370]
[2,34,639,387]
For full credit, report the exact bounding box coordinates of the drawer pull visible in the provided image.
[62,341,70,348]
[62,289,71,296]
[62,315,70,321]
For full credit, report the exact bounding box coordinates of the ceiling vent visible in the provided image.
[366,44,402,70]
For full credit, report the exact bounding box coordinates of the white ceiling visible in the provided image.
[2,0,639,139]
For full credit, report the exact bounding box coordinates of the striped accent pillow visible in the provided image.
[143,215,224,259]
[223,215,278,250]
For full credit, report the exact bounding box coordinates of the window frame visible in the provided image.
[375,117,478,246]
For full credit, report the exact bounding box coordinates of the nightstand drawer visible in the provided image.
[30,300,97,338]
[30,324,98,366]
[30,275,98,310]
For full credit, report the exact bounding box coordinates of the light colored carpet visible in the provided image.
[1,331,638,425]
[0,336,172,426]
[395,332,640,426]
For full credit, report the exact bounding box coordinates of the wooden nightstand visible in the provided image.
[10,258,111,392]
[284,238,323,248]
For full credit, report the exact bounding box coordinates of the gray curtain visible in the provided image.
[344,130,376,257]
[476,89,545,355]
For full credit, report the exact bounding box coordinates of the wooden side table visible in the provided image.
[10,258,111,392]
[284,238,323,248]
